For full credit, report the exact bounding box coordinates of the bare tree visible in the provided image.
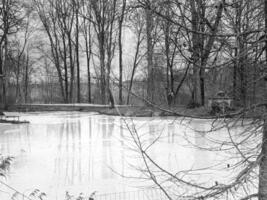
[118,0,127,105]
[259,0,267,198]
[145,2,154,103]
[126,9,145,105]
[81,0,93,103]
[10,15,32,103]
[74,0,81,103]
[34,0,77,103]
[90,0,118,104]
[121,1,267,199]
[0,0,24,107]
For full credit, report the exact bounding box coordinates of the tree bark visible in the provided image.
[84,18,92,103]
[15,58,20,102]
[190,0,201,106]
[190,0,224,106]
[2,34,7,107]
[106,0,117,105]
[259,0,267,199]
[62,32,69,102]
[36,1,67,103]
[118,0,126,105]
[164,3,172,105]
[68,31,74,103]
[99,32,106,104]
[127,30,142,105]
[24,52,29,103]
[146,7,154,102]
[233,47,237,104]
[0,49,5,108]
[91,0,106,104]
[91,0,117,105]
[75,1,81,103]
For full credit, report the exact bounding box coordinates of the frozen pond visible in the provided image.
[0,112,259,199]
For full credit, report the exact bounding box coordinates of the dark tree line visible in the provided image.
[0,0,265,108]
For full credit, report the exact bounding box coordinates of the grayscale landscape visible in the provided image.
[0,0,266,200]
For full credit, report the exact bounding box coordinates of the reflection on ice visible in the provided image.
[0,112,258,199]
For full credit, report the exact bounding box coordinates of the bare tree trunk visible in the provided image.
[233,47,237,104]
[68,31,74,103]
[15,58,20,102]
[99,33,106,104]
[36,1,67,103]
[164,4,172,105]
[0,0,8,108]
[62,33,69,102]
[91,0,106,105]
[118,0,126,105]
[199,65,205,106]
[24,53,29,103]
[173,64,190,100]
[259,0,267,199]
[146,7,154,102]
[238,23,246,107]
[190,0,224,106]
[81,1,92,103]
[106,0,117,105]
[190,0,201,106]
[199,0,205,106]
[127,30,142,105]
[54,44,66,103]
[84,18,92,103]
[235,0,247,107]
[75,2,81,103]
[2,35,7,107]
[91,0,117,105]
[106,34,113,106]
[86,44,91,103]
[0,50,5,108]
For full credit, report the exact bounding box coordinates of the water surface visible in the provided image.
[0,112,257,199]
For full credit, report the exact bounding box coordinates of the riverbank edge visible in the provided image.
[5,103,258,119]
[0,119,29,124]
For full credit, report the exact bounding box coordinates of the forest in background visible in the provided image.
[0,0,265,109]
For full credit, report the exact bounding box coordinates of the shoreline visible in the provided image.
[3,104,261,120]
[0,119,29,124]
[6,103,213,118]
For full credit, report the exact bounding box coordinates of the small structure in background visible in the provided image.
[208,91,233,114]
